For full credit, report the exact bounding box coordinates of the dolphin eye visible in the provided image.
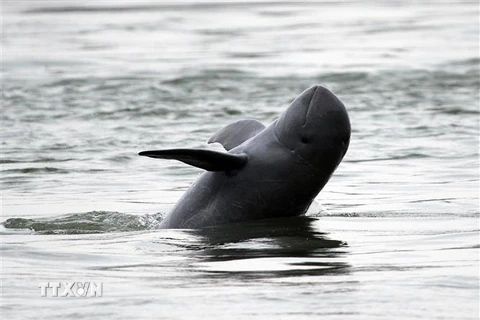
[301,136,311,144]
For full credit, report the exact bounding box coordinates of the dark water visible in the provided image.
[1,1,479,319]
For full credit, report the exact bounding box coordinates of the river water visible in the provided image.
[1,1,479,319]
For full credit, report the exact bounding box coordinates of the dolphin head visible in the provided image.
[274,85,351,173]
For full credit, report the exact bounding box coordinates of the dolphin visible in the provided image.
[139,85,351,229]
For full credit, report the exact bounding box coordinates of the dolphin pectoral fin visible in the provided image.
[208,119,266,150]
[138,149,248,172]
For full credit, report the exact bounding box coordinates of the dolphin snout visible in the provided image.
[308,85,346,115]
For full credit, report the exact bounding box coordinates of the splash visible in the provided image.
[2,211,164,234]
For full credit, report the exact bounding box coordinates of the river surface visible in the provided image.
[1,1,479,319]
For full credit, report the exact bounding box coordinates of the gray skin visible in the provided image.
[139,85,351,229]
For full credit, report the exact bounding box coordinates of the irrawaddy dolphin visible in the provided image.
[139,85,351,229]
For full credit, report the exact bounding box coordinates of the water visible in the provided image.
[1,0,479,319]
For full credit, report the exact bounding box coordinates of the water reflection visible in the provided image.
[187,216,350,278]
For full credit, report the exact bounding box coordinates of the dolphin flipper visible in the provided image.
[139,149,248,172]
[208,120,266,150]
